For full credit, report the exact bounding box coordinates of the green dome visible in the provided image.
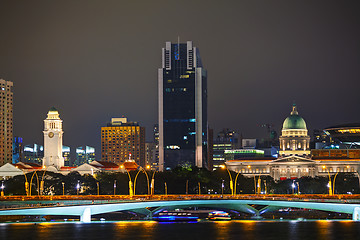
[283,115,307,130]
[282,104,307,130]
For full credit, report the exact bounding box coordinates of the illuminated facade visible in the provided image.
[101,118,145,167]
[62,145,71,166]
[75,146,95,166]
[324,124,360,148]
[43,107,65,170]
[23,144,44,165]
[158,41,208,170]
[279,104,310,157]
[0,79,13,165]
[12,137,23,164]
[212,129,240,169]
[226,104,360,181]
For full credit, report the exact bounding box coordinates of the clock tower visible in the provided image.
[43,107,64,169]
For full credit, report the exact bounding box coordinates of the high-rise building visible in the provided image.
[23,144,44,165]
[212,129,240,169]
[12,137,23,164]
[0,79,13,165]
[62,145,71,166]
[75,146,95,166]
[158,41,208,170]
[101,118,145,166]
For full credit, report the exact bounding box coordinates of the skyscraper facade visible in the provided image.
[101,118,145,167]
[0,79,13,165]
[75,146,95,166]
[158,41,208,170]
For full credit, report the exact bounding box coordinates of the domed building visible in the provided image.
[279,104,310,157]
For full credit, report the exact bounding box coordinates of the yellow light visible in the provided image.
[247,165,251,169]
[347,165,350,168]
[120,165,124,169]
[322,166,326,169]
[146,165,150,169]
[220,165,225,169]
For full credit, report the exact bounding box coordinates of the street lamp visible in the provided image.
[221,165,234,195]
[164,182,167,196]
[62,182,65,195]
[292,181,295,194]
[296,182,300,194]
[76,181,80,195]
[97,182,100,196]
[1,181,4,197]
[322,166,333,195]
[150,170,156,195]
[186,180,189,195]
[120,165,133,196]
[40,166,47,196]
[113,180,116,195]
[198,182,201,195]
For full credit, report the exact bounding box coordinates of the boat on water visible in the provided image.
[208,211,231,221]
[153,211,199,222]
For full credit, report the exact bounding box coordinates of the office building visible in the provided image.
[158,41,208,170]
[23,144,44,165]
[0,79,13,165]
[212,129,240,169]
[75,146,95,166]
[101,118,145,167]
[62,145,71,166]
[12,137,23,164]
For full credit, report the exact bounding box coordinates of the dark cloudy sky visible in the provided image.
[0,1,359,157]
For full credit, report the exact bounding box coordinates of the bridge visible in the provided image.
[1,195,360,222]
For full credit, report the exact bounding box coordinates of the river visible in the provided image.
[1,220,360,240]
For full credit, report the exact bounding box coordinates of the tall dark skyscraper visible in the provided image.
[158,41,208,171]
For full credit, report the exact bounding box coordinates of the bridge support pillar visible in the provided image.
[80,208,92,223]
[353,207,360,221]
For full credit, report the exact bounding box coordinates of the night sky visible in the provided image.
[0,1,359,158]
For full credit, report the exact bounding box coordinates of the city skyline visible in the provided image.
[0,1,359,157]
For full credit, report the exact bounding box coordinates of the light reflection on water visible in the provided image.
[0,220,360,240]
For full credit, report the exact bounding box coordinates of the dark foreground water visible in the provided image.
[1,220,360,240]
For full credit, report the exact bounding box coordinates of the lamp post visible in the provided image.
[121,165,133,196]
[40,166,47,196]
[221,179,224,195]
[292,181,295,194]
[97,182,100,196]
[234,170,242,195]
[198,182,201,195]
[186,180,189,195]
[296,182,300,194]
[113,180,116,195]
[150,170,156,195]
[1,181,4,197]
[164,182,167,196]
[76,181,80,195]
[62,182,65,195]
[322,166,332,195]
[332,170,339,195]
[221,165,234,195]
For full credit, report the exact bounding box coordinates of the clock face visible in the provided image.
[48,132,54,138]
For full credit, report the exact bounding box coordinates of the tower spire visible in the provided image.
[291,102,298,115]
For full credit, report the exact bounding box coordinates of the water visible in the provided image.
[1,220,360,240]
